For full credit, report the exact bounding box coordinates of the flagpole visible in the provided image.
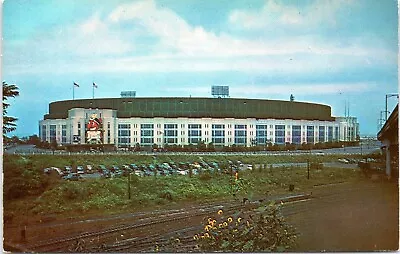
[73,83,75,100]
[93,83,94,99]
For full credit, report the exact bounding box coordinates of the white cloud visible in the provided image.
[66,13,133,56]
[5,12,133,62]
[104,0,391,60]
[229,0,355,30]
[3,0,395,76]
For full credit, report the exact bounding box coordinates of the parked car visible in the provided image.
[178,162,188,170]
[177,170,188,175]
[139,164,148,171]
[98,165,107,172]
[134,170,144,177]
[168,161,177,168]
[338,158,350,164]
[64,166,72,174]
[86,165,94,173]
[62,173,82,181]
[110,165,119,172]
[210,162,219,169]
[101,169,111,178]
[144,169,155,176]
[122,164,131,170]
[113,170,124,177]
[44,167,64,176]
[77,166,85,174]
[130,164,139,170]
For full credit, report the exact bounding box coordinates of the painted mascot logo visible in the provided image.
[86,113,103,144]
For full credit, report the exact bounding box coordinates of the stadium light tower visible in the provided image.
[385,93,399,121]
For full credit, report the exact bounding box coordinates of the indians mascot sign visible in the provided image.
[86,113,103,144]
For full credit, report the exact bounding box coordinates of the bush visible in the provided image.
[3,156,50,200]
[62,184,83,200]
[159,189,175,201]
[199,171,212,181]
[195,202,297,252]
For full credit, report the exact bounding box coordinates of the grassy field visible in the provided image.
[3,154,363,223]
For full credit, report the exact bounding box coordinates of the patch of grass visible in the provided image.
[3,154,362,219]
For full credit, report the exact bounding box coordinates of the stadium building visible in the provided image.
[39,97,359,148]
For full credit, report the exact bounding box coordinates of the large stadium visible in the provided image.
[39,95,359,149]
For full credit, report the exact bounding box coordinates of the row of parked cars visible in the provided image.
[43,160,250,180]
[98,160,223,178]
[43,165,94,180]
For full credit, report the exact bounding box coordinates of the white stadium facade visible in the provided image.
[39,97,359,149]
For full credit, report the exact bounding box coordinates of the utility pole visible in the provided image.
[385,93,399,121]
[127,173,131,199]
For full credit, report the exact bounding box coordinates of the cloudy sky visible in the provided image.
[3,0,398,137]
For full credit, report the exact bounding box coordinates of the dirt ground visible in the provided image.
[4,175,399,252]
[286,177,398,252]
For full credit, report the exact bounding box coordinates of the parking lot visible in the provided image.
[43,160,231,180]
[43,157,362,182]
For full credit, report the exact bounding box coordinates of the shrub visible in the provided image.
[3,156,50,200]
[159,189,175,201]
[62,184,83,200]
[199,171,212,181]
[195,202,297,252]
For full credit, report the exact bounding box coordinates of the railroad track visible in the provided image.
[18,193,312,252]
[24,201,245,252]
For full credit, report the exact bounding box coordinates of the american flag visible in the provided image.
[93,82,98,88]
[73,82,79,87]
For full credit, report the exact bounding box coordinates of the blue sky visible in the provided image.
[2,0,398,137]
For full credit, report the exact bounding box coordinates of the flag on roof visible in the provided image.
[73,82,79,87]
[93,82,98,88]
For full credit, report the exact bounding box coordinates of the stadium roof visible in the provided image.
[44,97,334,121]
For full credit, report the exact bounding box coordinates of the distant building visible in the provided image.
[120,91,136,98]
[39,97,359,148]
[377,104,398,179]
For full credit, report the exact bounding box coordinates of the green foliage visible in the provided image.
[62,184,83,200]
[196,203,297,252]
[3,81,20,136]
[159,189,175,201]
[199,171,212,181]
[4,154,361,216]
[3,155,50,200]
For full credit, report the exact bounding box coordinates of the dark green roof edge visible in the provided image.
[44,97,334,121]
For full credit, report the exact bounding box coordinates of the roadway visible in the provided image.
[4,144,381,156]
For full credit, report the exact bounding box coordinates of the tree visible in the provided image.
[290,94,295,102]
[28,135,41,146]
[51,138,58,153]
[3,81,20,137]
[152,143,158,151]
